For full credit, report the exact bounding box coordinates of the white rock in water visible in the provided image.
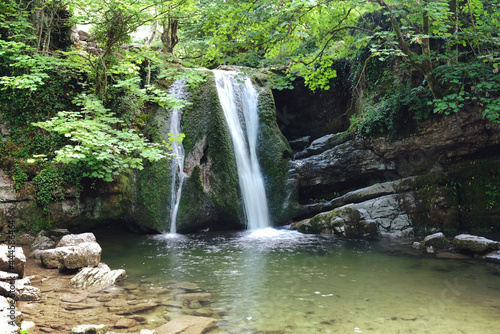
[21,321,36,332]
[70,263,126,289]
[71,324,108,334]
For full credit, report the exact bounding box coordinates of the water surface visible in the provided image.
[98,229,500,333]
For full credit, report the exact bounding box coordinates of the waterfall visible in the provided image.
[213,70,271,230]
[168,79,187,234]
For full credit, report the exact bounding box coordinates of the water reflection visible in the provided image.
[98,230,500,333]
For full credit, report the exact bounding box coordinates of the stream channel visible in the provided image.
[98,228,500,333]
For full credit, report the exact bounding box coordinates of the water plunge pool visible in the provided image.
[98,229,500,333]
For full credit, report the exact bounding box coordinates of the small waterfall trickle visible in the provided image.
[213,70,271,231]
[168,79,187,234]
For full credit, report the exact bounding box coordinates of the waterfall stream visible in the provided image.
[168,79,187,234]
[213,70,271,230]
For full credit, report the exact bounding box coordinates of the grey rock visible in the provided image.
[288,136,311,151]
[0,280,41,301]
[71,324,108,334]
[57,233,97,247]
[0,244,26,278]
[30,235,56,252]
[412,242,422,250]
[423,232,450,248]
[41,242,101,270]
[295,132,350,159]
[0,271,18,281]
[70,263,127,289]
[484,250,500,264]
[453,234,500,254]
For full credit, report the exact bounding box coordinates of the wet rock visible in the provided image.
[71,324,108,334]
[426,246,435,254]
[423,232,450,248]
[0,244,26,278]
[115,301,159,314]
[140,330,156,334]
[412,242,422,250]
[97,294,114,302]
[296,194,414,238]
[288,136,311,151]
[114,318,137,329]
[483,250,500,264]
[453,234,500,254]
[295,132,350,159]
[175,293,212,303]
[58,233,97,247]
[40,242,101,270]
[0,296,19,334]
[61,293,88,303]
[169,282,200,291]
[70,263,126,289]
[155,315,216,334]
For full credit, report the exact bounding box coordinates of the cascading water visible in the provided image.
[168,79,187,234]
[213,70,271,231]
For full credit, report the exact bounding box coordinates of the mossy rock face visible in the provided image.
[254,78,300,225]
[133,73,243,232]
[132,106,173,232]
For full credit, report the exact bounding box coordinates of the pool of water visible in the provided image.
[97,228,500,333]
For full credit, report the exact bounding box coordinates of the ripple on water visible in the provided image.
[97,229,500,334]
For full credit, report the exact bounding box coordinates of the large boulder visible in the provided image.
[0,296,19,334]
[70,263,126,289]
[57,233,96,247]
[0,244,26,278]
[41,242,101,270]
[423,232,450,248]
[453,234,500,254]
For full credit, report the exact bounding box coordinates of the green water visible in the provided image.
[97,229,500,333]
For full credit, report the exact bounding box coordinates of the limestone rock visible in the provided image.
[155,315,216,334]
[57,233,97,247]
[140,330,156,334]
[175,293,212,303]
[30,235,56,254]
[41,242,101,270]
[71,324,108,334]
[70,263,127,289]
[114,318,137,329]
[453,234,500,254]
[296,194,413,238]
[15,234,35,245]
[288,136,311,151]
[0,296,19,334]
[295,132,350,159]
[412,242,422,250]
[0,271,18,281]
[0,244,26,278]
[483,250,500,264]
[423,232,450,248]
[21,321,36,332]
[0,280,41,301]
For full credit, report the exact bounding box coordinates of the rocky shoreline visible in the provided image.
[1,232,219,334]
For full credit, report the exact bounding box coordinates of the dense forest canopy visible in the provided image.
[0,0,499,207]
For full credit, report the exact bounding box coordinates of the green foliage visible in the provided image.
[32,93,173,182]
[11,163,28,192]
[33,163,82,214]
[352,83,433,140]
